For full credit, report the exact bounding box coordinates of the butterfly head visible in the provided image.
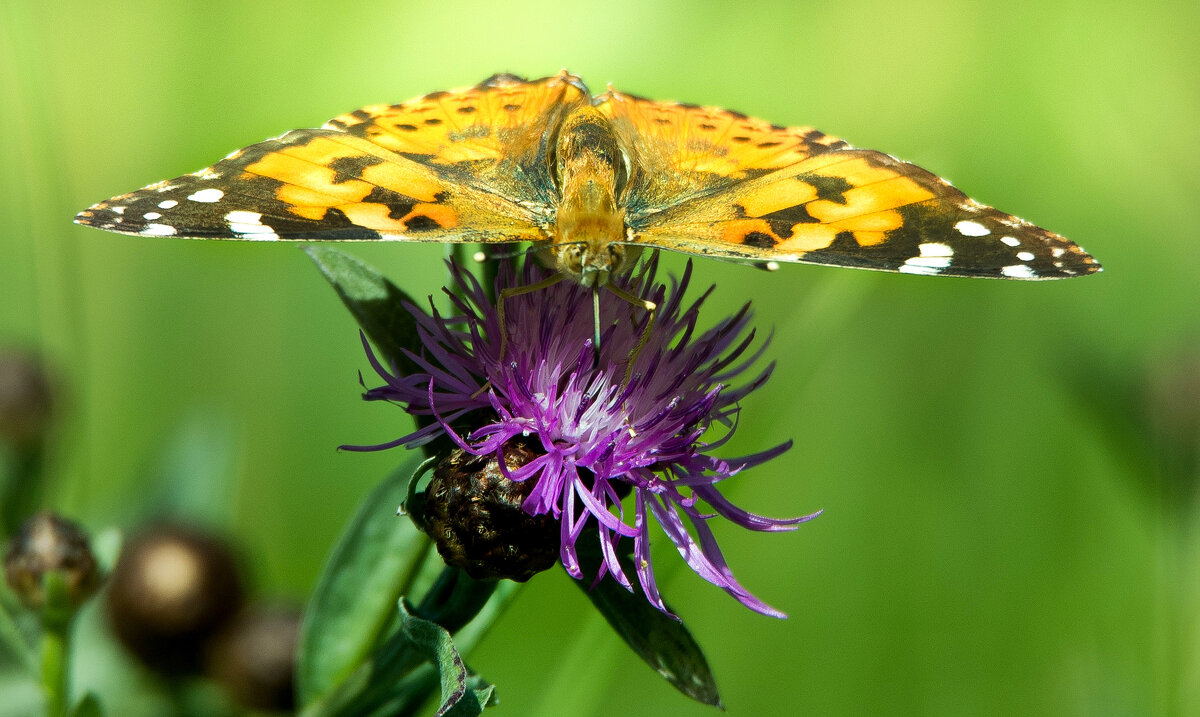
[549,240,642,288]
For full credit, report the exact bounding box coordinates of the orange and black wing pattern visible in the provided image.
[75,72,589,244]
[599,90,1099,279]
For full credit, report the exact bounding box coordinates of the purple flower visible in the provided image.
[349,258,819,617]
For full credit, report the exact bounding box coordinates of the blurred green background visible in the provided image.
[3,0,1198,713]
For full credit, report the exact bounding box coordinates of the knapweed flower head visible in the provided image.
[351,257,818,617]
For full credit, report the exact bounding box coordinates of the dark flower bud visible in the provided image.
[106,523,245,675]
[422,440,560,582]
[0,349,54,446]
[3,512,99,611]
[207,604,300,713]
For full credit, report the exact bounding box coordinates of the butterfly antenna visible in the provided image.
[471,271,567,400]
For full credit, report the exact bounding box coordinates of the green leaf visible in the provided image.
[298,571,514,717]
[575,543,722,706]
[305,246,423,376]
[398,602,495,717]
[296,454,433,707]
[69,693,103,717]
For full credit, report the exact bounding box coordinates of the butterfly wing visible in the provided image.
[76,72,590,244]
[599,91,1100,279]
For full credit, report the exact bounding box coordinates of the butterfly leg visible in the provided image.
[469,272,566,401]
[604,282,657,386]
[497,272,566,363]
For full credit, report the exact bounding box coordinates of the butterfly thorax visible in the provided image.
[547,106,638,288]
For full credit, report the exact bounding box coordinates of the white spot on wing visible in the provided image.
[111,206,126,215]
[1000,236,1020,247]
[157,200,178,209]
[188,188,224,203]
[900,264,941,275]
[1051,247,1065,258]
[1001,264,1036,279]
[225,210,262,224]
[1016,251,1036,262]
[954,220,990,237]
[142,212,161,220]
[141,223,177,236]
[918,243,954,258]
[905,256,951,269]
[224,210,279,240]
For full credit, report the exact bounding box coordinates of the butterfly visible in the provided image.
[75,70,1100,284]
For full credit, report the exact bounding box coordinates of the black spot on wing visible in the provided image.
[758,205,818,239]
[328,154,385,183]
[403,214,442,231]
[743,231,777,248]
[399,152,438,164]
[362,186,419,221]
[799,172,852,205]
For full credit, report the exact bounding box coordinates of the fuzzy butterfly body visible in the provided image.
[76,70,1100,282]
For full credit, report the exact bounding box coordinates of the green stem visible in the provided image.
[41,617,68,717]
[40,572,75,717]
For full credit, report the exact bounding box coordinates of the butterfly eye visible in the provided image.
[607,243,625,270]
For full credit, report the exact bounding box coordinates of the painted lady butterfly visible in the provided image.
[76,70,1100,284]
